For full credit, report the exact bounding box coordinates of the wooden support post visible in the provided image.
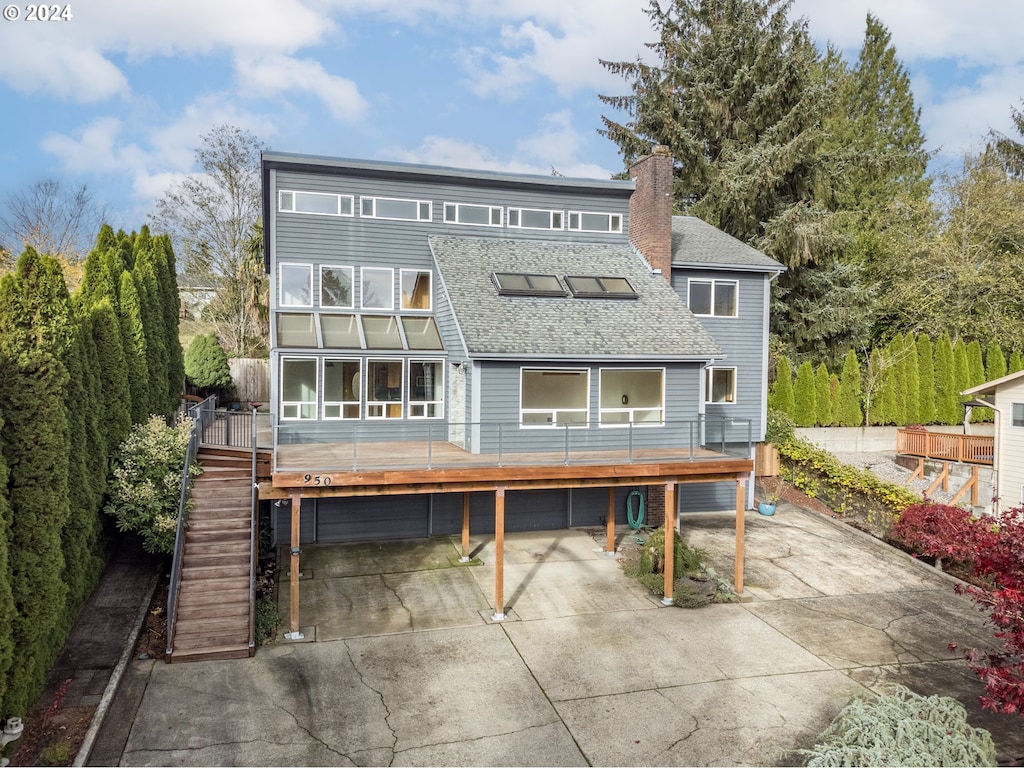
[461,492,471,562]
[606,486,616,555]
[493,485,506,620]
[286,492,304,639]
[949,465,980,507]
[927,462,950,496]
[662,480,677,605]
[908,457,925,484]
[735,479,745,595]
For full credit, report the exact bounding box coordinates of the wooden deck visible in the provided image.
[896,428,994,465]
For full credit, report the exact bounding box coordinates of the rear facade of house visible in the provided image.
[262,149,783,545]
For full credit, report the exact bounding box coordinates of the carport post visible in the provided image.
[460,492,471,562]
[735,479,745,595]
[285,492,304,640]
[662,480,677,605]
[493,485,506,621]
[605,487,616,556]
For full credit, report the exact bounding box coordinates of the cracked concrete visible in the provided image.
[95,501,1024,766]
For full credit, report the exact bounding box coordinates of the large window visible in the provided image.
[280,264,312,307]
[520,369,589,427]
[277,313,318,347]
[361,267,394,310]
[321,266,354,308]
[281,358,318,420]
[361,196,432,222]
[688,279,738,317]
[508,207,563,230]
[443,203,502,227]
[367,359,404,418]
[705,367,736,404]
[361,316,404,349]
[322,358,361,419]
[600,369,664,425]
[409,360,444,418]
[401,270,432,310]
[401,317,443,350]
[320,314,361,348]
[279,190,354,216]
[567,211,622,233]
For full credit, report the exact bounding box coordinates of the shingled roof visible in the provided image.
[429,236,722,360]
[671,216,785,272]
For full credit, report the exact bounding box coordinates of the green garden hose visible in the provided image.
[626,489,645,530]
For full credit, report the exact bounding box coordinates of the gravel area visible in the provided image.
[830,451,985,507]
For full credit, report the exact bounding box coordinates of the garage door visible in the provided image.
[315,495,430,542]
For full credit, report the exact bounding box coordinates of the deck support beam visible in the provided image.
[285,493,304,640]
[460,492,471,562]
[605,487,616,556]
[735,479,745,595]
[662,479,677,605]
[492,485,506,621]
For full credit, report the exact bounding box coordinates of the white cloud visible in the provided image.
[235,55,369,123]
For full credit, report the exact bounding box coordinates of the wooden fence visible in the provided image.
[228,358,270,403]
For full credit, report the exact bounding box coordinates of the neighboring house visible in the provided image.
[962,370,1024,512]
[259,147,782,550]
[178,285,217,320]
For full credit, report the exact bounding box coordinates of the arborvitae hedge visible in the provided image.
[770,356,795,415]
[815,363,833,427]
[835,350,863,427]
[793,361,817,427]
[118,271,150,424]
[916,335,936,424]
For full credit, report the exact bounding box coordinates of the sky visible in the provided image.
[0,0,1021,232]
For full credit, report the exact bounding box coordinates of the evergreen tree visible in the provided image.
[815,362,833,426]
[88,298,132,449]
[934,333,958,425]
[793,360,817,427]
[1009,349,1024,374]
[953,339,970,423]
[966,340,988,422]
[835,350,863,427]
[118,271,150,423]
[769,355,795,416]
[867,347,893,426]
[902,333,920,425]
[184,334,233,400]
[132,247,170,419]
[916,335,936,424]
[154,233,185,413]
[0,422,15,715]
[986,341,1007,383]
[887,334,909,426]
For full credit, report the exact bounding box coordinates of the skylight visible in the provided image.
[564,275,638,299]
[492,272,567,297]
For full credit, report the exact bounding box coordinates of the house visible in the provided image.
[962,370,1024,512]
[259,147,783,628]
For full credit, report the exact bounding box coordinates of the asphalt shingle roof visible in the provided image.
[429,236,722,360]
[671,216,785,272]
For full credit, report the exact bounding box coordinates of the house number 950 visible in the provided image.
[303,474,332,486]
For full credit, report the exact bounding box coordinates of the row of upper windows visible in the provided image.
[278,190,623,233]
[279,264,432,312]
[277,313,443,351]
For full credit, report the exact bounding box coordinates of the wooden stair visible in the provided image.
[168,448,255,662]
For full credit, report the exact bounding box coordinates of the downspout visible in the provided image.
[965,397,999,514]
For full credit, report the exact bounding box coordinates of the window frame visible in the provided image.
[705,366,737,405]
[366,358,405,419]
[322,357,362,420]
[566,210,623,233]
[280,357,319,421]
[408,359,445,419]
[279,263,313,308]
[400,269,432,311]
[443,202,503,227]
[507,207,564,230]
[519,368,590,428]
[565,275,638,299]
[492,272,567,297]
[278,190,354,217]
[360,196,432,222]
[1013,403,1024,427]
[598,368,665,427]
[361,267,394,310]
[688,279,739,318]
[320,265,355,309]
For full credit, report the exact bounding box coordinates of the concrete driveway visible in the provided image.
[97,502,1023,766]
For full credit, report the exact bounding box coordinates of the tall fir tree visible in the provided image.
[916,335,936,424]
[902,333,920,425]
[835,349,863,427]
[986,341,1007,383]
[88,298,132,448]
[769,356,795,416]
[814,362,833,426]
[867,347,893,426]
[933,333,959,425]
[1009,349,1024,374]
[132,246,170,419]
[154,233,185,413]
[793,361,817,427]
[118,270,150,424]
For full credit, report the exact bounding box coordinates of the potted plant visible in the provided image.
[758,487,780,516]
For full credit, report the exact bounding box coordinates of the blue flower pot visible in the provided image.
[758,502,776,516]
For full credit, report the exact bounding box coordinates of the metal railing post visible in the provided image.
[563,424,570,466]
[497,423,503,468]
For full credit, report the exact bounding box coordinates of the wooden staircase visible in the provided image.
[168,447,255,662]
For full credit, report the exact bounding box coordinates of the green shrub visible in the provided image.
[622,525,733,605]
[254,594,281,645]
[104,415,198,554]
[40,741,72,766]
[803,685,995,767]
[184,333,233,400]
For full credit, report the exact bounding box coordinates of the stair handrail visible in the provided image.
[165,396,210,660]
[248,404,258,653]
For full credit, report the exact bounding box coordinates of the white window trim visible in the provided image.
[366,358,404,420]
[519,368,590,428]
[567,210,623,233]
[408,358,445,419]
[279,263,313,308]
[688,278,739,318]
[278,190,354,217]
[319,265,355,309]
[1012,403,1024,427]
[507,207,564,231]
[705,366,738,405]
[361,267,394,311]
[443,202,503,227]
[280,356,319,421]
[321,357,361,421]
[400,269,433,312]
[598,367,665,427]
[360,196,433,222]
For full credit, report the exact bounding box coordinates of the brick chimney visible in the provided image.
[628,145,674,283]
